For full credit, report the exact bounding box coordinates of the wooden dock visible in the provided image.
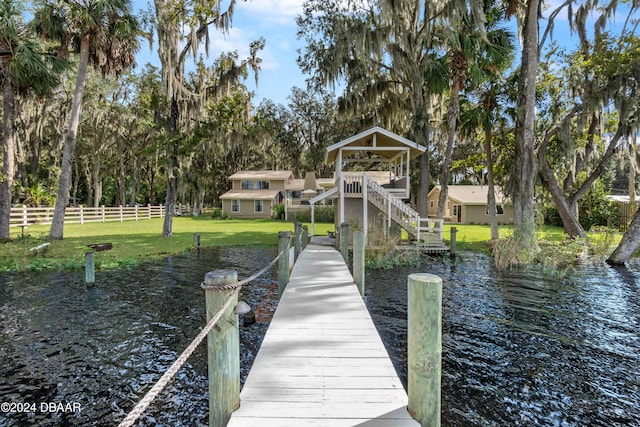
[227,241,418,426]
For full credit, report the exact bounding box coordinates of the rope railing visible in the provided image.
[117,234,292,427]
[117,288,239,427]
[200,245,288,291]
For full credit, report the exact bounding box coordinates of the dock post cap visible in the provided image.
[203,269,238,288]
[278,231,292,237]
[408,273,442,283]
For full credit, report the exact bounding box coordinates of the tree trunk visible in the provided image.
[92,154,102,207]
[484,127,499,241]
[539,143,587,238]
[629,145,637,219]
[83,163,93,208]
[163,174,176,237]
[15,134,28,190]
[607,207,640,265]
[72,160,80,207]
[436,78,462,219]
[50,34,90,240]
[129,157,139,206]
[511,0,539,248]
[413,88,430,218]
[0,71,16,241]
[117,151,126,206]
[162,98,179,237]
[29,100,50,178]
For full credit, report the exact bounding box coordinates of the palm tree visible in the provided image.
[33,0,140,240]
[298,0,498,216]
[435,0,514,221]
[0,0,63,241]
[459,80,511,242]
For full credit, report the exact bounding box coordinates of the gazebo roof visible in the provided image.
[325,126,426,164]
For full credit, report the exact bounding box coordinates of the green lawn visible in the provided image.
[441,223,621,255]
[1,217,334,272]
[1,217,622,272]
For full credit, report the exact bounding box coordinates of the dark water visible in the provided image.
[1,249,639,426]
[366,252,640,427]
[0,247,275,427]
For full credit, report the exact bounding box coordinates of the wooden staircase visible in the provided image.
[365,177,445,245]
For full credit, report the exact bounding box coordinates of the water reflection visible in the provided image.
[0,247,275,427]
[365,252,640,426]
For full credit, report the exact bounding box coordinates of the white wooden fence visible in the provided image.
[8,204,179,227]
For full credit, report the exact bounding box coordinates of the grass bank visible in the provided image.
[1,218,622,272]
[1,217,334,272]
[441,224,566,253]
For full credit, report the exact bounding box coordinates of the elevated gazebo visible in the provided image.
[310,126,443,243]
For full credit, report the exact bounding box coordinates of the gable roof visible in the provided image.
[229,170,293,180]
[429,185,508,205]
[325,126,426,164]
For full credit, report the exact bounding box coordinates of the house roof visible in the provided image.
[285,178,333,191]
[285,179,306,191]
[220,189,281,200]
[325,126,426,164]
[429,185,507,205]
[229,170,293,180]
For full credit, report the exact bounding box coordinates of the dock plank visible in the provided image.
[227,243,418,426]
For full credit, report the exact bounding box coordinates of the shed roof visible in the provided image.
[430,185,507,205]
[325,126,426,164]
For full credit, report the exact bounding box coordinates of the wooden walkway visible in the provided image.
[227,240,418,426]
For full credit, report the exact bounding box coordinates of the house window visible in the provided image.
[256,180,270,189]
[290,191,302,199]
[241,180,254,189]
[486,205,505,215]
[231,200,239,212]
[255,200,263,213]
[453,205,459,216]
[429,200,434,208]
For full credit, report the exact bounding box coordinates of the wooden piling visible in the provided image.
[278,231,291,297]
[294,221,302,262]
[194,233,201,248]
[203,269,240,427]
[407,273,442,427]
[85,251,95,284]
[339,222,350,263]
[302,225,309,250]
[353,230,365,297]
[450,227,457,257]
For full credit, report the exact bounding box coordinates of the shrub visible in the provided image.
[272,204,285,220]
[288,206,334,223]
[211,208,223,219]
[541,205,563,227]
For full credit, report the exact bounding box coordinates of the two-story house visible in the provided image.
[220,171,292,219]
[220,170,334,219]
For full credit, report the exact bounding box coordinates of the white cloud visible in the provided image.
[237,0,305,25]
[205,26,280,71]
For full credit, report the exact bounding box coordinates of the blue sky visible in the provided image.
[134,0,308,106]
[132,0,634,107]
